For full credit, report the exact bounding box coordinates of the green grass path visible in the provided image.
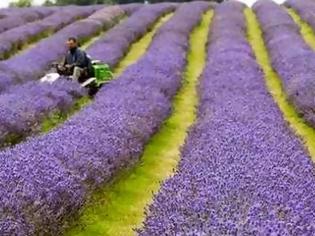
[66,10,213,236]
[245,8,315,159]
[287,8,315,50]
[113,13,173,77]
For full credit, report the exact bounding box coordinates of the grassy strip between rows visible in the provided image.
[4,28,53,59]
[286,8,315,50]
[113,13,173,77]
[81,16,127,51]
[65,10,213,236]
[41,13,173,134]
[41,96,91,133]
[11,16,89,59]
[245,8,315,159]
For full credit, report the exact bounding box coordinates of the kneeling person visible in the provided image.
[58,37,92,82]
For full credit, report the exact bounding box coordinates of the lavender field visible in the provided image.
[1,0,315,235]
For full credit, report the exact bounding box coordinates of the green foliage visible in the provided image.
[43,0,55,6]
[9,0,33,7]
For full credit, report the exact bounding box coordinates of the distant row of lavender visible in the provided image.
[0,4,175,149]
[0,6,124,92]
[0,6,57,18]
[0,2,209,235]
[254,0,315,127]
[120,3,143,15]
[88,3,176,67]
[0,7,55,33]
[0,6,102,60]
[140,1,315,234]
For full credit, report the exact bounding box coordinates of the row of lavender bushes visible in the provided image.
[0,7,56,33]
[254,0,315,127]
[0,4,176,149]
[140,1,315,234]
[0,80,87,147]
[0,2,209,235]
[0,5,102,60]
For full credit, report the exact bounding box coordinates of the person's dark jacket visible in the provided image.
[63,47,93,75]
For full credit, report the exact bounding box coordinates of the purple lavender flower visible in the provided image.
[0,7,55,34]
[0,79,86,145]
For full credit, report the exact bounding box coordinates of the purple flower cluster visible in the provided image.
[0,6,58,19]
[254,0,315,127]
[0,7,55,34]
[0,4,175,148]
[87,3,176,67]
[0,6,123,92]
[0,2,209,235]
[139,1,315,235]
[0,6,101,60]
[0,79,86,146]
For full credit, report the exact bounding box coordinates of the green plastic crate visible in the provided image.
[93,64,113,86]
